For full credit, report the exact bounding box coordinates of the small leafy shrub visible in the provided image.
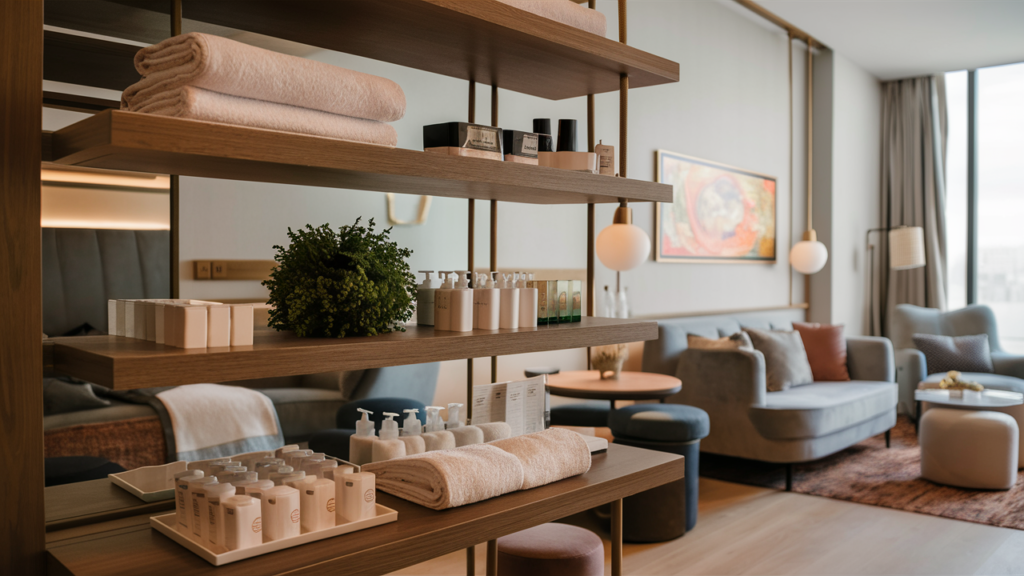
[263,218,415,338]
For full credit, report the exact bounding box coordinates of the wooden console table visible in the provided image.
[47,444,683,576]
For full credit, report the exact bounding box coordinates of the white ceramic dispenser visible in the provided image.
[499,272,520,329]
[474,272,500,330]
[398,408,427,456]
[449,271,474,332]
[349,407,377,466]
[262,485,301,541]
[371,412,407,463]
[222,495,262,551]
[338,472,376,523]
[445,402,484,447]
[421,406,456,451]
[416,270,439,326]
[517,272,538,328]
[299,477,336,533]
[433,271,454,331]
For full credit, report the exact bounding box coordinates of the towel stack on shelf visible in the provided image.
[121,33,405,146]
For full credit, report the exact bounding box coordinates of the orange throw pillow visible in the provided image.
[792,322,850,381]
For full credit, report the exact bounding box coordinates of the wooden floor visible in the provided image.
[390,478,1024,575]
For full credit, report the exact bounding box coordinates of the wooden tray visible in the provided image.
[149,505,398,566]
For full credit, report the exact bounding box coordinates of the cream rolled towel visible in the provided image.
[363,444,524,510]
[123,32,405,122]
[130,86,397,146]
[477,422,512,442]
[491,428,591,490]
[496,0,607,37]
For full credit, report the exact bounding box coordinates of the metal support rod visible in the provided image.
[490,84,498,384]
[170,0,182,298]
[617,0,627,44]
[788,33,794,306]
[611,498,624,576]
[805,40,813,233]
[468,80,476,124]
[486,540,498,576]
[467,545,475,576]
[967,69,979,304]
[171,0,181,35]
[619,74,628,181]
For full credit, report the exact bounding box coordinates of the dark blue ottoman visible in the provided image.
[609,403,710,542]
[550,402,610,427]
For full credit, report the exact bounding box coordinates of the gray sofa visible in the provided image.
[891,304,1024,416]
[642,310,897,483]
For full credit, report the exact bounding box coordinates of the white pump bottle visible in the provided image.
[398,408,426,456]
[445,403,485,447]
[421,405,456,451]
[348,408,376,466]
[371,412,407,463]
[499,272,520,330]
[474,272,500,330]
[517,272,538,328]
[416,270,439,326]
[433,271,454,331]
[449,271,474,332]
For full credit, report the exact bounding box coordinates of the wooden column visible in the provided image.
[0,2,44,573]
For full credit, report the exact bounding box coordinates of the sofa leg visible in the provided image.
[885,430,891,448]
[785,463,793,492]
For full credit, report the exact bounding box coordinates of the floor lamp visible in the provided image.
[866,225,927,334]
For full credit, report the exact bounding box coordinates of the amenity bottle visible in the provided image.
[299,477,336,533]
[445,403,484,447]
[517,272,538,328]
[474,272,500,330]
[450,271,474,332]
[416,270,439,326]
[222,495,262,551]
[262,485,301,541]
[371,412,407,463]
[433,271,454,331]
[399,408,427,456]
[204,482,237,551]
[499,272,520,329]
[421,405,456,452]
[349,407,377,466]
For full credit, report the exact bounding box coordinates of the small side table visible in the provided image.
[546,370,682,409]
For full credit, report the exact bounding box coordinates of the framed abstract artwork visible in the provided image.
[655,150,776,263]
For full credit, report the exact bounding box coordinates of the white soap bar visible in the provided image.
[145,301,158,341]
[230,304,254,346]
[168,305,208,349]
[207,305,231,348]
[154,303,167,345]
[107,300,117,336]
[124,301,136,338]
[134,302,149,342]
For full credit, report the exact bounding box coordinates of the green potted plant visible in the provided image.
[263,218,416,338]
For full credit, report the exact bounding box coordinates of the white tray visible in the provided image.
[150,505,398,566]
[109,461,188,502]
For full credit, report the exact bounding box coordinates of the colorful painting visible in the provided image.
[655,150,776,263]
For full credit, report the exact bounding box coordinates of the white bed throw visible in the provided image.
[156,383,284,461]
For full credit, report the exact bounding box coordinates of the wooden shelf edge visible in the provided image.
[50,111,672,205]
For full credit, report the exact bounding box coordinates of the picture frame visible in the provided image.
[655,150,777,264]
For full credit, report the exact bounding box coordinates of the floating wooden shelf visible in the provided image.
[51,111,671,204]
[48,0,678,100]
[52,317,658,389]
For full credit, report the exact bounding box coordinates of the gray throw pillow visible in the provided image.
[912,333,993,374]
[43,377,111,416]
[743,328,815,392]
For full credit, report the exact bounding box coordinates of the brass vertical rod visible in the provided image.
[587,95,595,152]
[788,33,794,306]
[617,0,627,44]
[619,74,628,180]
[170,0,182,298]
[586,86,596,368]
[467,546,475,576]
[486,540,498,576]
[611,498,624,576]
[171,0,181,35]
[468,80,476,124]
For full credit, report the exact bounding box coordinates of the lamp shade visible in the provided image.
[789,229,828,275]
[597,224,651,271]
[889,226,926,270]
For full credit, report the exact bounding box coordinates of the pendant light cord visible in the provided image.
[806,40,813,233]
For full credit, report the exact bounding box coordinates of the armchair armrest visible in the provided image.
[991,352,1024,379]
[895,348,926,417]
[846,336,895,382]
[676,348,766,407]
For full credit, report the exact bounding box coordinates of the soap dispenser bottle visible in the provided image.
[349,408,377,466]
[416,270,439,326]
[499,272,520,330]
[449,271,474,332]
[445,403,484,447]
[371,412,408,463]
[421,406,457,451]
[433,271,454,331]
[475,272,500,330]
[399,408,426,456]
[517,272,538,328]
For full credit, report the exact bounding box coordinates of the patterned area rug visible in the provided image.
[700,416,1024,530]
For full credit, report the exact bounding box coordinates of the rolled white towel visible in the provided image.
[490,428,591,490]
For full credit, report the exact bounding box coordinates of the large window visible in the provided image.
[946,63,1024,353]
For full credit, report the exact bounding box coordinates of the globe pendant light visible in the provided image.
[596,201,651,272]
[789,39,828,275]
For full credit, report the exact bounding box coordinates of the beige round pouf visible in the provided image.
[920,407,1019,490]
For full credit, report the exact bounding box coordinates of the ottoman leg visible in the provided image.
[612,499,623,576]
[886,429,891,448]
[486,540,497,576]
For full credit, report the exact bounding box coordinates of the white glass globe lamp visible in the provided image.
[789,229,828,275]
[596,204,651,271]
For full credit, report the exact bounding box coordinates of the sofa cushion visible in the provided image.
[744,328,814,392]
[920,372,1024,394]
[793,322,850,382]
[43,378,112,416]
[687,332,753,351]
[913,333,994,374]
[259,388,344,443]
[749,381,898,440]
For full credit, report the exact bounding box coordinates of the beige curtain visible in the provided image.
[874,75,948,337]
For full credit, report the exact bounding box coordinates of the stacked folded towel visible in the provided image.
[363,428,591,510]
[121,33,405,146]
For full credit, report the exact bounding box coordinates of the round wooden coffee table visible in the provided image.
[546,370,682,408]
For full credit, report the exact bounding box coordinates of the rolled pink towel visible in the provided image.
[496,0,607,37]
[123,32,405,123]
[363,444,524,510]
[491,428,591,490]
[130,86,397,146]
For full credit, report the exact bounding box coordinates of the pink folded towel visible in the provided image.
[123,32,405,123]
[129,86,397,146]
[496,0,607,37]
[491,428,591,490]
[363,444,524,510]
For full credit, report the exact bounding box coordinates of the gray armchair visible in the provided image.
[891,304,1024,416]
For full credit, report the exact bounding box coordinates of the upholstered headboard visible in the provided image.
[42,228,169,336]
